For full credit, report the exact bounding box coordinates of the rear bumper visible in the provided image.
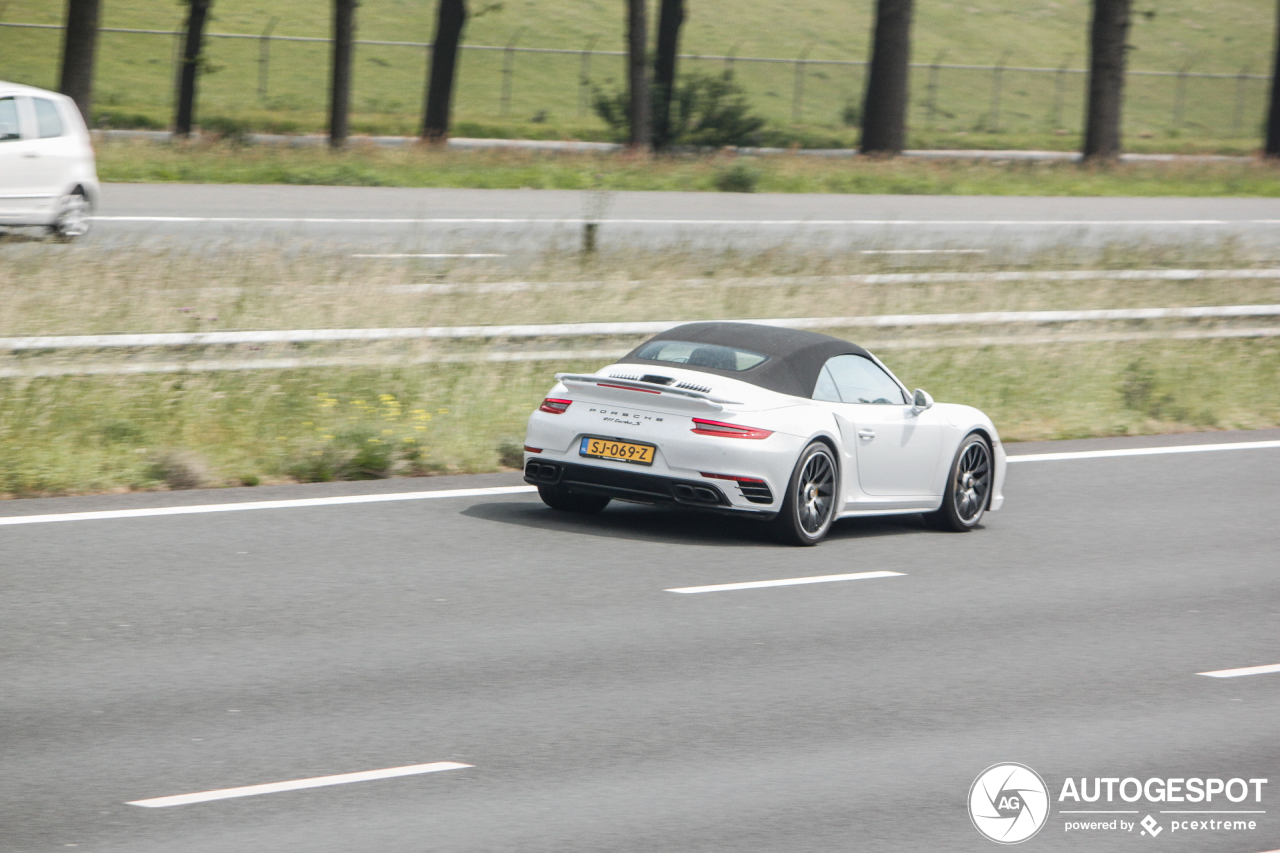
[525,459,778,518]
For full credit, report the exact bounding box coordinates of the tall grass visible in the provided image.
[93,140,1280,197]
[1,241,1278,497]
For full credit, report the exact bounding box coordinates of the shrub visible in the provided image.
[147,450,210,490]
[594,71,766,148]
[714,162,760,192]
[497,440,525,468]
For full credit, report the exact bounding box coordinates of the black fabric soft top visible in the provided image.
[616,322,871,399]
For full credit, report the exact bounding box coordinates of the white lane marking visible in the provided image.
[860,248,987,254]
[1007,440,1280,463]
[127,761,471,808]
[1197,663,1280,678]
[667,571,904,593]
[6,305,1279,350]
[0,486,537,527]
[4,441,1277,527]
[350,253,504,258]
[92,216,1280,226]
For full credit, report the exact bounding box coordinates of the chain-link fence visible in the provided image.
[0,20,1270,139]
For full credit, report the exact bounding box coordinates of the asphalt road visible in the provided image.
[70,184,1280,256]
[3,429,1278,852]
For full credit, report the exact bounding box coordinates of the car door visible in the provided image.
[24,96,74,207]
[816,354,944,497]
[0,94,35,219]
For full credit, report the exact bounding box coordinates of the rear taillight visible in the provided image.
[700,472,767,485]
[690,418,773,440]
[539,398,572,414]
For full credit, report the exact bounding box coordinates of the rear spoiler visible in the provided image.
[554,373,742,409]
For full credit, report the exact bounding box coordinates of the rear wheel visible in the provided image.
[47,189,91,242]
[924,433,991,532]
[772,441,838,546]
[537,484,610,514]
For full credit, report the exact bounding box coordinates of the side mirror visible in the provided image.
[911,389,934,414]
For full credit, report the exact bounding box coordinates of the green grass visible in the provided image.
[2,241,1279,497]
[0,0,1273,149]
[94,140,1280,196]
[4,341,1278,498]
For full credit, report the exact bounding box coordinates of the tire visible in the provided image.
[772,441,838,546]
[537,484,611,514]
[924,433,992,532]
[47,190,91,242]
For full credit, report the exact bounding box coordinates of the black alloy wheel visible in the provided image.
[924,433,992,532]
[773,441,838,546]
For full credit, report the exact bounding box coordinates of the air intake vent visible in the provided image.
[676,381,712,393]
[738,480,774,504]
[608,373,642,382]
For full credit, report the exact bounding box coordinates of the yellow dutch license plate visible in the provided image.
[580,436,656,466]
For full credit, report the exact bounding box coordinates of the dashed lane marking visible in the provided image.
[127,761,472,807]
[1197,663,1280,678]
[667,571,905,593]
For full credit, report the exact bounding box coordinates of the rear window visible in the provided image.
[33,98,64,138]
[633,340,768,372]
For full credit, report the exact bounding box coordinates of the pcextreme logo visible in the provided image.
[969,763,1051,844]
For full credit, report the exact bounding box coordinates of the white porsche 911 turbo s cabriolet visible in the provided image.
[523,322,1005,545]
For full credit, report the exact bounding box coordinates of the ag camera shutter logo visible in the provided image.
[969,763,1050,844]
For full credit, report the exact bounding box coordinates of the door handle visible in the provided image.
[857,429,876,440]
[21,151,38,158]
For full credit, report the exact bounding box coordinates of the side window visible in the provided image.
[0,97,20,141]
[812,365,841,402]
[33,98,64,139]
[822,354,906,405]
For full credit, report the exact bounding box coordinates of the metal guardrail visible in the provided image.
[4,305,1279,352]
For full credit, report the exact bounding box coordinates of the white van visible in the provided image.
[0,81,100,240]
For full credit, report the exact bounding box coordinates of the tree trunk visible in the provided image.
[422,0,467,142]
[1266,0,1280,156]
[652,0,684,149]
[174,0,212,137]
[329,0,358,148]
[860,0,913,155]
[1082,0,1132,160]
[626,0,649,150]
[58,0,101,124]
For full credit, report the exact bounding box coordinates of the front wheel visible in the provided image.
[47,190,91,242]
[537,484,611,514]
[772,441,838,546]
[924,433,992,532]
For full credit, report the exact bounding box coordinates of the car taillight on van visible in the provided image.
[539,398,573,414]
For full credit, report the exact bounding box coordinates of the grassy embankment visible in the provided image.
[94,140,1280,196]
[2,242,1278,497]
[0,0,1272,152]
